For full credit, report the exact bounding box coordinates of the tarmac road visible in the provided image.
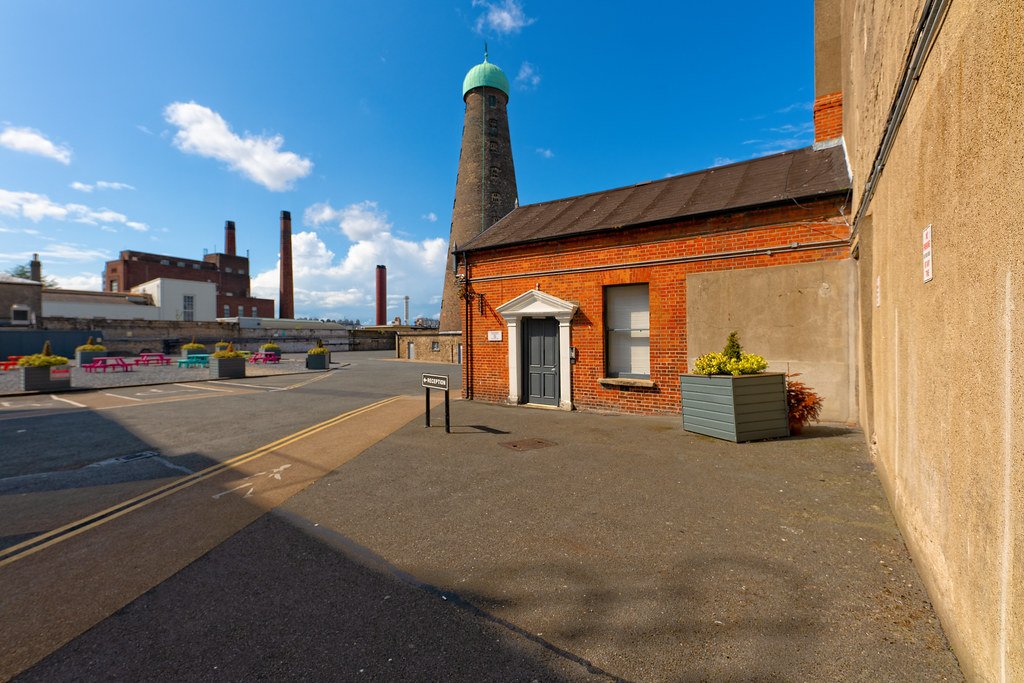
[0,350,962,682]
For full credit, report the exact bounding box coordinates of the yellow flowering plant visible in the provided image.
[692,332,768,376]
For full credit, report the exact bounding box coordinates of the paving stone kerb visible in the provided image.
[0,353,325,397]
[292,401,962,681]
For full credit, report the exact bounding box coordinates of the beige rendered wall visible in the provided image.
[843,1,1023,680]
[687,260,857,424]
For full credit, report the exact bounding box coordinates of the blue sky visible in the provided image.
[0,1,815,322]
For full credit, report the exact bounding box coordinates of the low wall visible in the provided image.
[35,318,395,355]
[686,260,857,424]
[395,330,461,363]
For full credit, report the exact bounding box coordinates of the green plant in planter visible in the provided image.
[786,373,824,434]
[75,336,106,353]
[212,342,245,359]
[182,337,206,351]
[214,340,230,349]
[307,339,328,355]
[18,340,70,367]
[260,342,281,353]
[693,332,767,376]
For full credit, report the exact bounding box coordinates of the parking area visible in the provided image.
[9,388,964,681]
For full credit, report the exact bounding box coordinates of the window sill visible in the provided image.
[598,377,655,388]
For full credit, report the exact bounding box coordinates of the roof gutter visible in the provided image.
[851,0,952,245]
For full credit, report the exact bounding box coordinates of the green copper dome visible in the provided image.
[462,56,510,98]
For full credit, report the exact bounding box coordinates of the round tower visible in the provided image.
[439,51,519,332]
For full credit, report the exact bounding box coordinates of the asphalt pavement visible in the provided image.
[0,351,962,681]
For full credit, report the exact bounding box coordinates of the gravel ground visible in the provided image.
[0,353,324,395]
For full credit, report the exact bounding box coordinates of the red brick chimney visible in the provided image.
[224,220,236,256]
[279,210,294,319]
[30,253,42,283]
[375,265,387,326]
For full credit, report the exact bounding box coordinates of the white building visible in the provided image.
[41,278,216,321]
[131,278,216,321]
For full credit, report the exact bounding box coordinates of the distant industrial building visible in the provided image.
[102,220,275,318]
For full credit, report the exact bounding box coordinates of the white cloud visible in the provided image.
[0,188,148,231]
[515,62,541,89]
[0,126,72,164]
[713,157,737,167]
[72,180,135,192]
[422,212,438,223]
[136,124,154,135]
[256,201,448,320]
[473,0,535,34]
[0,243,111,264]
[535,147,554,159]
[164,101,312,191]
[52,273,102,290]
[776,101,813,114]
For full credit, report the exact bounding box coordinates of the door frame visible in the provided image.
[521,316,560,406]
[496,289,577,410]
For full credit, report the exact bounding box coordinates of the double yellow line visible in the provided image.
[0,396,402,569]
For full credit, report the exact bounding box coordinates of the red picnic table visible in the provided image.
[134,352,173,366]
[248,351,281,364]
[82,356,135,373]
[0,355,25,371]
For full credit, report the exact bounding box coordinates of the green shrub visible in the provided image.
[307,339,328,355]
[260,342,281,352]
[212,342,245,359]
[75,336,106,352]
[693,332,768,376]
[18,340,69,367]
[214,340,230,348]
[182,336,205,350]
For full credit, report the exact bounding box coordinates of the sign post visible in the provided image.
[421,373,450,433]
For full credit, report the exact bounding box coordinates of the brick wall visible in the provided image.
[462,197,851,415]
[396,330,461,363]
[813,91,843,141]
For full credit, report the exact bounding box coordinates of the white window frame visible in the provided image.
[604,284,650,379]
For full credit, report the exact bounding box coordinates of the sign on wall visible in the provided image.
[922,224,933,283]
[487,330,502,341]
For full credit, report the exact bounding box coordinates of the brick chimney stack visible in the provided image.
[375,265,387,326]
[279,210,294,319]
[30,253,41,283]
[224,220,236,256]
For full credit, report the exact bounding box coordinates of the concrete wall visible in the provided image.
[842,0,1023,679]
[42,299,159,321]
[686,260,857,424]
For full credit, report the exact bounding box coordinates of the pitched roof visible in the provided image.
[460,144,850,252]
[0,273,42,286]
[42,289,152,306]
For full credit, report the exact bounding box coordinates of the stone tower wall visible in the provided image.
[439,86,518,331]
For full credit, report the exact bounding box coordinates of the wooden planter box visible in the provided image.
[209,357,246,379]
[182,348,207,357]
[75,350,106,366]
[21,366,72,392]
[680,372,789,442]
[305,353,329,370]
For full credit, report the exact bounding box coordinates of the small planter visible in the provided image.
[680,372,789,442]
[76,350,105,366]
[182,348,207,358]
[21,366,72,392]
[305,353,329,370]
[209,357,246,379]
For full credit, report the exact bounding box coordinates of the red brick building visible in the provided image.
[455,145,851,414]
[103,221,275,318]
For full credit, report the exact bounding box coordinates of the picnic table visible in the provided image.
[177,354,210,368]
[134,352,173,366]
[0,355,24,370]
[83,357,135,373]
[249,351,281,364]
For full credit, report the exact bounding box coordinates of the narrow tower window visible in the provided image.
[488,94,497,107]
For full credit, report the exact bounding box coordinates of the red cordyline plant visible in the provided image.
[786,373,824,434]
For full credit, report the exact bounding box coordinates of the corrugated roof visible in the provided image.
[460,145,850,252]
[42,289,152,306]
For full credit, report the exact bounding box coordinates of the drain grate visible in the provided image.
[499,438,556,451]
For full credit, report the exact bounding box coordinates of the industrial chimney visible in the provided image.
[404,295,410,326]
[30,253,42,283]
[224,220,236,256]
[375,265,387,326]
[279,211,294,319]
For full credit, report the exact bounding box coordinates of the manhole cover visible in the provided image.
[499,438,556,451]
